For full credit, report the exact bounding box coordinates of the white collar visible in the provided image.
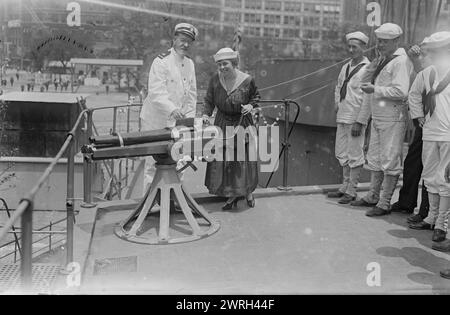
[348,56,370,67]
[219,69,250,95]
[393,48,407,56]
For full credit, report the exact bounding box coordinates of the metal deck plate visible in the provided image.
[0,264,61,293]
[93,256,137,276]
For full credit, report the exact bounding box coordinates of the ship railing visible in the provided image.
[0,108,90,290]
[82,101,143,204]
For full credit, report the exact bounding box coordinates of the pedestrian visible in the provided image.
[10,77,14,87]
[327,31,370,204]
[408,31,450,243]
[351,23,415,217]
[54,78,58,91]
[139,23,198,195]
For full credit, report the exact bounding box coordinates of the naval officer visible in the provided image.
[140,23,198,191]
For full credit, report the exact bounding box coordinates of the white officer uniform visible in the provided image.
[140,23,198,191]
[356,23,415,211]
[409,31,450,232]
[334,31,370,198]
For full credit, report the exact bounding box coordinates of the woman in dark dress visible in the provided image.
[202,48,260,210]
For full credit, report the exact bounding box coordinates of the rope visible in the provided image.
[259,46,376,92]
[292,82,336,102]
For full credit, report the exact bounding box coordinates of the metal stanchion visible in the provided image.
[20,200,33,291]
[278,100,292,191]
[66,139,75,265]
[81,110,96,208]
[109,107,118,199]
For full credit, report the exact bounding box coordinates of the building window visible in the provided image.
[323,17,339,28]
[264,14,281,24]
[244,13,262,23]
[263,27,280,37]
[265,0,281,11]
[323,4,340,14]
[284,15,301,26]
[226,0,242,8]
[304,29,320,39]
[245,0,262,10]
[303,16,320,27]
[303,3,315,12]
[284,1,302,12]
[244,26,261,37]
[284,28,300,38]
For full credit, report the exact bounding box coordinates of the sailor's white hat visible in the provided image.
[375,23,403,39]
[421,32,450,50]
[346,31,369,45]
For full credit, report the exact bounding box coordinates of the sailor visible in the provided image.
[351,23,415,217]
[327,31,370,204]
[140,23,198,191]
[408,32,450,243]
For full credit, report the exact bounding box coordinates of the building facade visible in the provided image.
[221,0,343,41]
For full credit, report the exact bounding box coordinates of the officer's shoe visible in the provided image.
[327,191,344,199]
[407,214,425,224]
[432,229,447,243]
[432,239,450,252]
[351,199,378,207]
[390,202,413,213]
[366,207,390,217]
[440,269,450,280]
[409,221,434,230]
[338,194,356,204]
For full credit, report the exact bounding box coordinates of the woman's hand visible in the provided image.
[241,104,253,115]
[170,109,185,120]
[202,115,210,126]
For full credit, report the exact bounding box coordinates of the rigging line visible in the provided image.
[259,46,376,92]
[147,0,224,10]
[292,82,335,102]
[283,79,337,99]
[77,0,235,28]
